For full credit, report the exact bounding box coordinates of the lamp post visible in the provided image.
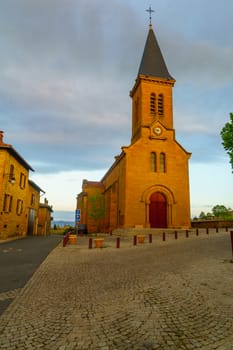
[4,173,16,184]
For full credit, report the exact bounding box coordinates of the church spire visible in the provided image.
[138,23,174,80]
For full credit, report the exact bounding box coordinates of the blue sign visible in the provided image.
[75,209,81,223]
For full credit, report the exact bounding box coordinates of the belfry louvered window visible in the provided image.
[150,93,156,114]
[158,94,164,115]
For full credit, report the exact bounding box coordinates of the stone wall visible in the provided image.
[191,220,233,229]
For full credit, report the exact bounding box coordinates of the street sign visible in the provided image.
[75,209,81,223]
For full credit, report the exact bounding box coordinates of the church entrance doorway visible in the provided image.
[149,192,167,228]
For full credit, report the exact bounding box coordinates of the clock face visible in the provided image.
[154,127,162,135]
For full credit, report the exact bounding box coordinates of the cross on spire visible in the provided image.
[146,5,154,26]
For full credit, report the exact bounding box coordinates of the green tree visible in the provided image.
[199,211,206,219]
[88,194,105,232]
[211,205,232,219]
[221,113,233,172]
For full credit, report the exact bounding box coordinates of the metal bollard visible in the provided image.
[230,231,233,260]
[206,228,209,235]
[162,232,166,241]
[149,233,152,243]
[216,227,219,233]
[116,237,120,248]
[186,230,189,238]
[174,231,178,240]
[88,238,92,249]
[231,231,233,262]
[196,228,199,236]
[63,233,69,247]
[133,235,137,246]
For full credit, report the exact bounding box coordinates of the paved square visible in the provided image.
[0,230,232,349]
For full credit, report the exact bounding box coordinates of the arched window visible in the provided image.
[150,93,156,115]
[158,94,164,116]
[151,152,157,172]
[160,152,166,173]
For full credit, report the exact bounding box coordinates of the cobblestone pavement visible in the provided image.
[0,229,232,350]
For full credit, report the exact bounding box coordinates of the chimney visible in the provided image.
[0,131,4,144]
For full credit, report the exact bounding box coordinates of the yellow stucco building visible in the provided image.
[77,24,191,232]
[0,131,53,239]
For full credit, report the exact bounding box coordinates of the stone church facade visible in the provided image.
[77,24,191,233]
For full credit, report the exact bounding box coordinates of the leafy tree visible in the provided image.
[212,205,232,219]
[88,194,105,231]
[199,211,206,219]
[221,113,233,172]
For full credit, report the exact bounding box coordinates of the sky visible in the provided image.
[0,0,233,220]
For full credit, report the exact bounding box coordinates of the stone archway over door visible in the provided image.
[149,192,167,228]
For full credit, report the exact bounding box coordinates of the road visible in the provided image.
[0,235,62,315]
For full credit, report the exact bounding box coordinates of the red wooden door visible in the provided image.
[149,192,167,228]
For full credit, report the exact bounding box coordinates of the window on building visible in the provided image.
[160,153,166,173]
[16,199,23,215]
[9,164,14,176]
[20,173,26,189]
[3,194,13,213]
[150,93,156,114]
[31,194,36,206]
[158,94,164,116]
[134,97,139,126]
[151,152,157,172]
[8,164,16,183]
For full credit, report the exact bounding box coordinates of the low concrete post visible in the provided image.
[206,228,209,235]
[116,237,120,248]
[186,230,189,238]
[174,231,178,240]
[196,228,199,236]
[149,233,152,243]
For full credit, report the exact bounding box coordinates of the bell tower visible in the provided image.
[130,24,175,143]
[77,8,191,232]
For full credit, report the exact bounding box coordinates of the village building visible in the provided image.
[0,131,53,239]
[77,23,191,233]
[37,198,53,235]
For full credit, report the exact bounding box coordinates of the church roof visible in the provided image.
[138,25,174,80]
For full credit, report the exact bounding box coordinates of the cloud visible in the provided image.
[31,169,106,210]
[161,31,233,89]
[0,0,233,175]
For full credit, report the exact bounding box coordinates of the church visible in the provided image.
[76,20,191,233]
